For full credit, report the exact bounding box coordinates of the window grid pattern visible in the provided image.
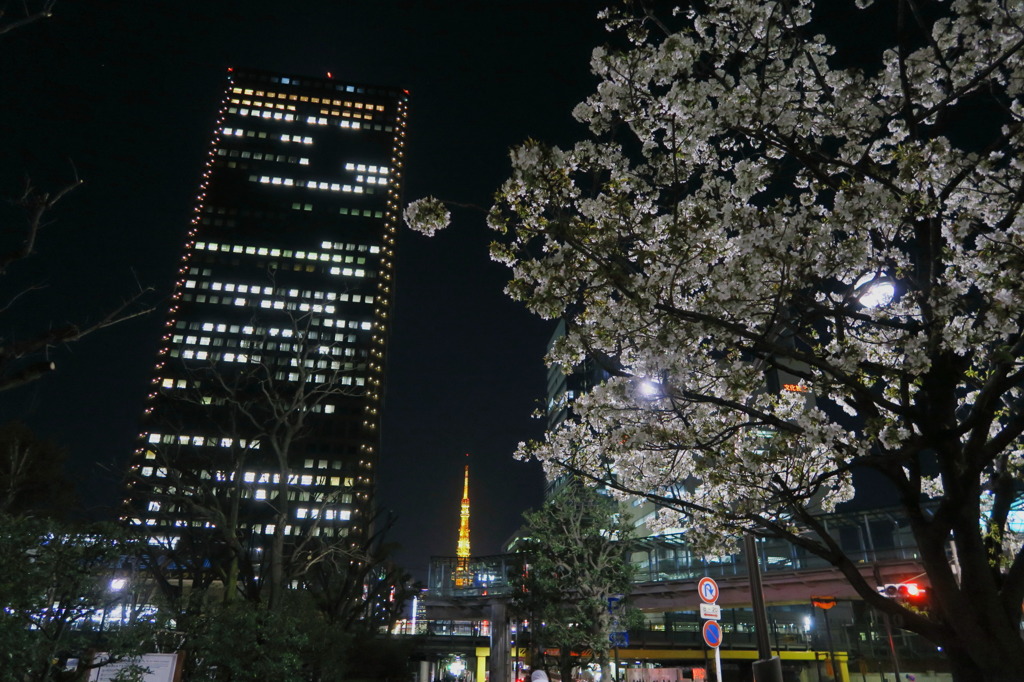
[125,68,407,548]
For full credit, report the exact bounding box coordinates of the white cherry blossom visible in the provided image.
[403,196,451,237]
[479,1,1024,678]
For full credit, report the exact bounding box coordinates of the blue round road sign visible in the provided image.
[702,620,723,648]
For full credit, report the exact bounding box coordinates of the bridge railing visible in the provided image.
[427,553,523,598]
[628,536,921,584]
[391,619,491,637]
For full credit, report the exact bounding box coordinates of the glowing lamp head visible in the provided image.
[855,273,895,308]
[637,378,662,398]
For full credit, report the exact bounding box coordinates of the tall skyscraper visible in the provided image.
[123,68,407,559]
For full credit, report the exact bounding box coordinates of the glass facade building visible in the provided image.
[123,68,407,553]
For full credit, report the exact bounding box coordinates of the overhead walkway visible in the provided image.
[416,506,943,681]
[428,506,929,602]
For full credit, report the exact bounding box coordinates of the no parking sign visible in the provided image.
[702,620,722,648]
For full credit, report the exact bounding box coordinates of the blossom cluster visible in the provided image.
[483,0,1024,546]
[403,196,450,237]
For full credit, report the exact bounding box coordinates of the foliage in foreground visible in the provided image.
[511,481,634,682]
[156,597,414,682]
[0,513,415,682]
[0,516,154,682]
[409,0,1024,679]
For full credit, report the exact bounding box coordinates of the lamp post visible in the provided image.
[811,596,839,680]
[745,536,783,682]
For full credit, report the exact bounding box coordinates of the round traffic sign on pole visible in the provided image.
[698,576,719,604]
[702,619,723,648]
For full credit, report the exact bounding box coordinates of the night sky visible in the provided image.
[0,1,605,580]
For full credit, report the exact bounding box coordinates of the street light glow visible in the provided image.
[855,273,895,308]
[637,379,662,398]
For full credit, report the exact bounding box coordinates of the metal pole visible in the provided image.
[880,612,901,682]
[745,535,783,682]
[873,565,901,681]
[771,606,781,654]
[853,627,869,682]
[744,535,772,660]
[823,606,837,681]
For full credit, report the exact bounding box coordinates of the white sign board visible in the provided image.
[89,653,180,682]
[699,603,722,620]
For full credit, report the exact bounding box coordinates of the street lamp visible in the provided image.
[636,378,662,399]
[855,273,895,308]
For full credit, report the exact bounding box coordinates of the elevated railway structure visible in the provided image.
[407,507,946,681]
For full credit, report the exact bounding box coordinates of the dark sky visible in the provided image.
[0,0,604,580]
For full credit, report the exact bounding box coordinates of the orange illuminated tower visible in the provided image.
[455,462,471,587]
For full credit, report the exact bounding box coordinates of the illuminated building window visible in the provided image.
[129,68,405,553]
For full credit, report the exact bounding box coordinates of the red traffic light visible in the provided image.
[877,582,927,600]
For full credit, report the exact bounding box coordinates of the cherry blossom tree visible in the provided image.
[408,0,1024,678]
